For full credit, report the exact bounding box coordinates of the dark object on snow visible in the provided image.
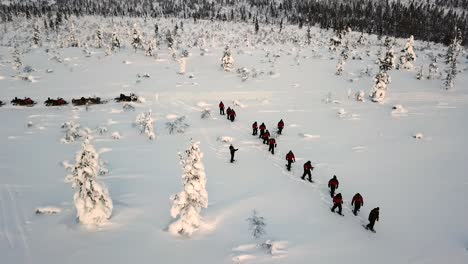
[229,109,236,122]
[229,144,238,163]
[328,175,339,198]
[115,93,138,102]
[259,122,266,138]
[219,101,225,115]
[72,97,103,106]
[11,97,36,106]
[331,193,343,215]
[226,107,232,120]
[285,150,295,171]
[252,121,258,135]
[301,161,314,182]
[0,100,5,107]
[277,119,284,134]
[44,97,68,106]
[262,129,270,144]
[268,138,277,154]
[366,207,380,232]
[351,193,364,216]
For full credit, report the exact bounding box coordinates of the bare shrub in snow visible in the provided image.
[247,210,266,239]
[169,141,208,236]
[35,207,61,214]
[166,116,189,134]
[201,109,211,119]
[135,110,156,140]
[123,103,135,111]
[97,126,108,135]
[65,140,113,226]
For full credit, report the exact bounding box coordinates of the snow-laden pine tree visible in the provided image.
[306,25,312,45]
[336,41,350,75]
[131,26,143,52]
[247,210,266,239]
[427,62,438,80]
[399,35,416,70]
[135,110,155,140]
[416,65,424,80]
[444,29,463,90]
[11,44,22,72]
[145,39,155,57]
[67,22,79,47]
[65,139,113,226]
[169,141,208,236]
[95,29,102,48]
[379,47,395,72]
[111,32,121,51]
[370,71,390,102]
[221,46,234,71]
[32,23,40,46]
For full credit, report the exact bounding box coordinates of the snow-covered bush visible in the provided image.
[61,121,88,144]
[166,116,189,134]
[201,109,211,119]
[135,110,156,140]
[169,141,208,236]
[416,65,424,80]
[414,133,424,139]
[247,210,266,239]
[427,63,438,80]
[216,136,233,143]
[97,126,108,135]
[399,35,417,70]
[111,132,121,139]
[444,29,463,90]
[178,58,186,75]
[65,140,113,226]
[336,42,350,75]
[355,91,365,102]
[370,71,390,103]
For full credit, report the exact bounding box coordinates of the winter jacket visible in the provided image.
[304,162,313,171]
[230,110,236,117]
[269,138,277,146]
[229,146,238,154]
[369,208,379,222]
[333,195,343,205]
[259,124,266,130]
[351,194,364,206]
[262,131,270,139]
[278,120,284,129]
[252,122,258,129]
[226,108,232,115]
[286,152,295,161]
[219,102,224,109]
[328,178,339,188]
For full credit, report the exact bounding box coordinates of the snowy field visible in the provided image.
[1,18,468,264]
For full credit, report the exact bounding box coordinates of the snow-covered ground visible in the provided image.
[1,18,468,264]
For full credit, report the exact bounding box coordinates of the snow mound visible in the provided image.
[217,136,233,143]
[392,104,408,116]
[35,207,61,214]
[111,132,121,139]
[233,100,247,108]
[166,114,178,120]
[197,101,211,108]
[414,133,424,139]
[299,133,320,139]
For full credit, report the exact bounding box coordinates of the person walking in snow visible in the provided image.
[277,119,284,135]
[328,175,339,198]
[252,121,258,136]
[331,193,343,215]
[301,161,314,182]
[268,137,277,155]
[229,144,238,163]
[285,150,295,171]
[219,101,225,115]
[229,109,236,122]
[366,207,380,232]
[226,107,232,120]
[259,122,266,138]
[262,129,270,144]
[351,193,364,216]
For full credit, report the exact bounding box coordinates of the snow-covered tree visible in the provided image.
[95,29,103,48]
[336,41,350,75]
[399,35,416,70]
[178,58,186,75]
[221,46,234,71]
[379,47,395,72]
[65,139,113,226]
[67,22,79,47]
[427,62,438,80]
[145,39,156,57]
[306,25,312,45]
[247,210,266,239]
[61,121,88,144]
[135,110,155,140]
[416,65,424,80]
[169,141,208,236]
[370,71,390,102]
[444,29,463,90]
[32,23,40,46]
[111,32,121,51]
[11,44,22,72]
[131,27,143,52]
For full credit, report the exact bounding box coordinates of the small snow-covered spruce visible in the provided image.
[131,27,143,52]
[379,47,395,72]
[427,62,438,80]
[32,23,40,46]
[416,65,424,80]
[336,41,350,75]
[306,25,312,45]
[67,22,79,47]
[145,39,156,57]
[201,109,211,119]
[12,44,22,72]
[221,46,234,72]
[247,210,266,239]
[65,140,113,226]
[169,141,208,236]
[166,116,189,134]
[61,121,86,144]
[135,110,155,140]
[370,71,390,103]
[111,32,121,51]
[95,29,103,48]
[444,29,463,90]
[178,58,186,75]
[399,35,417,70]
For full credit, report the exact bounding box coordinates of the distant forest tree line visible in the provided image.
[0,0,466,46]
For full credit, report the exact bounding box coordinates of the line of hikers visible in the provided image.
[219,101,236,122]
[251,119,284,155]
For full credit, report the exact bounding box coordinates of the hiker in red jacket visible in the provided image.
[268,137,277,154]
[301,161,314,182]
[351,193,364,216]
[331,193,343,215]
[219,101,225,115]
[277,119,284,134]
[226,107,232,119]
[252,121,258,135]
[229,109,236,122]
[262,129,270,144]
[259,122,266,138]
[328,175,339,198]
[285,150,295,171]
